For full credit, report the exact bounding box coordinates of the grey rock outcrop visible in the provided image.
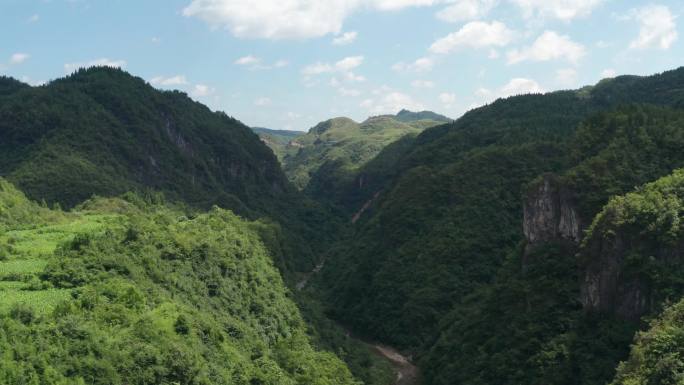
[523,173,581,249]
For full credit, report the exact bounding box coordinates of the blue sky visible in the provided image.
[2,0,683,131]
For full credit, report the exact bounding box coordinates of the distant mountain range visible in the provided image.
[251,110,451,190]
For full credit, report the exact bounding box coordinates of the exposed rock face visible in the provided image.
[580,231,653,321]
[523,173,581,249]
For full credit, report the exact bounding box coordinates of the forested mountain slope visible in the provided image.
[314,67,684,385]
[0,67,340,273]
[0,179,358,385]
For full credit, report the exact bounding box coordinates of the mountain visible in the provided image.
[0,179,359,385]
[251,127,305,161]
[311,67,684,385]
[0,67,340,273]
[394,109,451,123]
[281,112,447,191]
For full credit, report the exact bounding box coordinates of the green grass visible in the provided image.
[0,259,48,275]
[0,288,72,314]
[0,212,116,314]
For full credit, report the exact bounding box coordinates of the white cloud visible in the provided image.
[430,21,515,54]
[339,87,362,97]
[10,53,30,65]
[392,57,435,72]
[150,75,189,86]
[371,0,440,11]
[436,0,497,22]
[360,91,425,115]
[477,78,545,104]
[601,68,617,78]
[20,76,45,87]
[191,84,214,97]
[439,92,457,109]
[333,31,358,45]
[628,5,677,50]
[235,55,289,70]
[499,78,544,97]
[151,37,161,44]
[507,31,585,65]
[439,92,457,103]
[235,55,260,65]
[182,0,467,40]
[64,58,126,73]
[555,68,578,87]
[510,0,604,21]
[302,56,364,75]
[412,80,435,88]
[255,97,272,106]
[335,55,364,71]
[302,62,334,76]
[28,14,40,23]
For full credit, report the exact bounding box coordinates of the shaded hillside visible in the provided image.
[316,67,684,385]
[0,180,359,385]
[0,67,340,273]
[283,112,446,191]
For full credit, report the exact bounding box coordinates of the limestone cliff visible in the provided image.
[523,174,581,255]
[578,170,684,321]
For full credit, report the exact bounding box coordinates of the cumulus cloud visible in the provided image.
[412,80,435,88]
[439,92,457,109]
[392,57,435,72]
[150,75,189,86]
[302,56,364,75]
[235,55,260,65]
[234,55,289,70]
[10,53,30,65]
[333,31,358,45]
[254,97,272,106]
[360,91,425,114]
[191,84,214,97]
[436,0,497,22]
[338,87,362,97]
[183,0,448,40]
[601,68,617,78]
[628,5,677,50]
[477,78,544,103]
[510,0,604,21]
[507,31,585,65]
[430,21,515,54]
[555,68,578,87]
[64,58,126,73]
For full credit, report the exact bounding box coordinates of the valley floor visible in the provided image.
[297,261,420,385]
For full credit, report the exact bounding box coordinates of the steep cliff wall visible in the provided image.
[523,174,581,264]
[579,170,684,320]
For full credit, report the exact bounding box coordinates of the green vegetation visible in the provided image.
[0,67,344,275]
[315,68,684,384]
[0,179,359,385]
[281,112,447,190]
[612,298,684,385]
[251,127,305,161]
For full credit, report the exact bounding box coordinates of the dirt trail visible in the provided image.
[296,261,420,385]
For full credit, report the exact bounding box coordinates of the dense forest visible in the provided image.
[311,67,684,384]
[3,65,684,385]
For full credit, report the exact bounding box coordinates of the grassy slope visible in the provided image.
[283,115,444,191]
[0,179,360,385]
